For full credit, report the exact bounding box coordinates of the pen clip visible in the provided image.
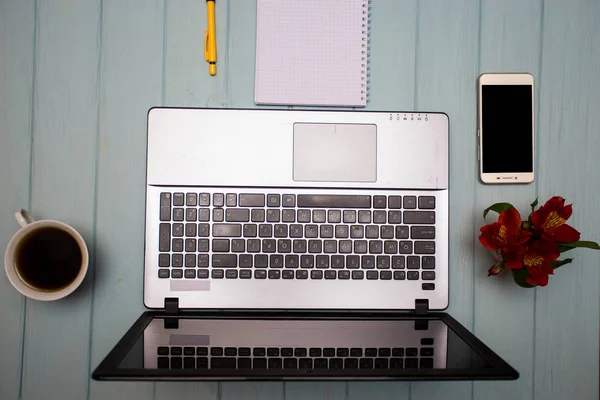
[204,30,210,62]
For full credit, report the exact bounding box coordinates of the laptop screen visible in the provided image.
[96,313,517,380]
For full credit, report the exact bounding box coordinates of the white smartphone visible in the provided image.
[477,73,535,184]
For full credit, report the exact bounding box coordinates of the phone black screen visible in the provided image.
[481,85,533,173]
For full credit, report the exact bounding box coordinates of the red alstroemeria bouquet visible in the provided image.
[479,196,599,287]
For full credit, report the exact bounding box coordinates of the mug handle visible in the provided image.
[15,209,35,228]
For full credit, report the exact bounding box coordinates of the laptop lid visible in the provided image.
[143,108,449,311]
[92,311,519,381]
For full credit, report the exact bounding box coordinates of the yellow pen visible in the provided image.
[205,0,217,76]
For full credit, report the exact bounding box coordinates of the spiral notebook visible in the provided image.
[254,0,371,107]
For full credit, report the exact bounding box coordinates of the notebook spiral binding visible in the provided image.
[360,0,371,104]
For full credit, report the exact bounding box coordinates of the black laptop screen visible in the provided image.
[101,314,514,380]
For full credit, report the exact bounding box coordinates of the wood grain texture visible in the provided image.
[473,1,542,399]
[0,1,35,399]
[411,0,480,399]
[534,0,600,399]
[21,1,100,399]
[87,1,163,399]
[285,382,347,400]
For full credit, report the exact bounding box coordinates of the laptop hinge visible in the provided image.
[414,299,429,314]
[164,297,179,314]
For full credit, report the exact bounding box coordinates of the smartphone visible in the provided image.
[477,73,535,184]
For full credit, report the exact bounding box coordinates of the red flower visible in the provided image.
[506,237,559,287]
[531,196,580,243]
[479,207,531,253]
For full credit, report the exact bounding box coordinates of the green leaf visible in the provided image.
[483,202,514,220]
[559,241,600,250]
[551,258,573,270]
[530,198,539,213]
[558,244,576,253]
[511,268,536,288]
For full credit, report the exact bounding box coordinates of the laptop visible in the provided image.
[92,108,518,380]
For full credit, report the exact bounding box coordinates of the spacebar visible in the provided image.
[297,195,371,208]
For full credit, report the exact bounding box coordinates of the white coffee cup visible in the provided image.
[4,209,89,301]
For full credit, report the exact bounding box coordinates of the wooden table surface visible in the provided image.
[1,1,599,399]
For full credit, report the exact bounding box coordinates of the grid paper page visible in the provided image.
[254,0,368,107]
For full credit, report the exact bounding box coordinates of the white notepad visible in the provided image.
[254,0,370,107]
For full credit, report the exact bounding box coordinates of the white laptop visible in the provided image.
[144,108,448,311]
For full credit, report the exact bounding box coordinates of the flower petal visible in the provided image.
[498,207,522,233]
[526,273,549,287]
[550,224,581,243]
[506,253,523,270]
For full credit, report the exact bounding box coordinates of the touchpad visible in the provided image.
[293,123,377,182]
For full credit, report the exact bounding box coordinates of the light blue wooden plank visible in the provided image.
[221,382,284,400]
[284,382,346,400]
[226,0,257,108]
[21,1,101,399]
[473,1,543,399]
[164,0,228,107]
[411,1,479,399]
[534,0,600,399]
[87,1,163,399]
[0,1,35,399]
[347,1,416,398]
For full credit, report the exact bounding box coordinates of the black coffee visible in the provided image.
[15,227,82,291]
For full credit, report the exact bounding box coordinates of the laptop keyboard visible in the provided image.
[157,191,436,289]
[156,343,435,370]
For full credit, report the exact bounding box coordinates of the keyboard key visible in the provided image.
[309,348,322,357]
[403,196,417,209]
[267,348,280,357]
[298,358,312,369]
[404,211,435,224]
[251,209,265,222]
[253,358,267,369]
[422,256,435,269]
[338,270,350,279]
[270,254,283,268]
[388,211,402,224]
[350,225,364,239]
[366,225,379,239]
[422,271,436,280]
[420,358,434,369]
[314,358,328,369]
[297,194,371,208]
[212,254,237,267]
[263,239,276,253]
[305,225,319,238]
[213,193,224,207]
[365,348,377,357]
[282,194,296,207]
[297,209,311,222]
[396,225,409,239]
[238,357,252,369]
[284,358,298,369]
[345,358,359,369]
[225,269,238,279]
[226,193,237,207]
[296,270,308,279]
[172,223,184,237]
[421,347,434,357]
[170,347,183,355]
[394,271,406,280]
[343,210,357,223]
[407,271,419,280]
[254,270,267,279]
[339,240,352,253]
[173,208,184,221]
[172,238,183,252]
[384,240,398,254]
[267,194,280,207]
[350,348,363,357]
[335,225,349,238]
[331,255,345,269]
[285,255,299,268]
[358,210,371,223]
[223,347,236,356]
[173,193,185,206]
[290,224,303,238]
[360,358,374,369]
[325,270,336,279]
[199,193,210,206]
[278,239,292,253]
[237,347,251,357]
[185,223,197,237]
[377,256,390,269]
[399,241,413,254]
[373,210,386,224]
[170,357,183,369]
[243,224,258,237]
[361,255,375,269]
[267,209,280,223]
[172,254,183,267]
[380,271,392,280]
[406,348,418,357]
[212,239,230,252]
[418,196,436,209]
[211,269,224,279]
[347,255,360,269]
[212,357,237,369]
[313,209,326,223]
[411,226,435,239]
[301,255,314,269]
[375,358,389,369]
[390,358,403,369]
[247,239,261,253]
[160,193,171,221]
[352,270,364,280]
[323,348,335,357]
[274,224,288,238]
[381,226,394,239]
[239,194,265,207]
[295,348,307,357]
[328,210,341,223]
[415,241,436,254]
[369,240,383,254]
[226,208,250,222]
[316,255,329,269]
[320,225,334,238]
[185,238,196,252]
[186,208,197,222]
[259,224,273,238]
[269,270,281,279]
[199,253,210,266]
[185,193,197,206]
[354,240,367,254]
[213,208,224,222]
[254,254,269,268]
[158,254,170,267]
[367,271,378,280]
[324,240,337,253]
[239,270,252,279]
[373,196,386,209]
[407,256,420,269]
[329,358,343,369]
[159,223,170,251]
[282,209,296,222]
[185,254,196,267]
[392,348,404,356]
[198,223,210,237]
[172,269,184,279]
[311,270,323,279]
[389,195,402,209]
[293,239,307,253]
[158,269,170,278]
[392,256,405,269]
